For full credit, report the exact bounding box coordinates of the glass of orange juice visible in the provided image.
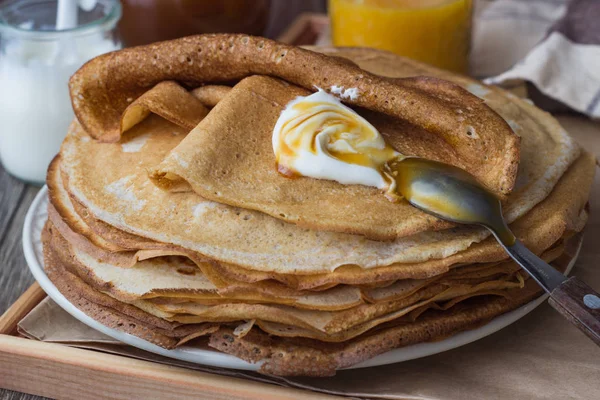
[329,0,473,74]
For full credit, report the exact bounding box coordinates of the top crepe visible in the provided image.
[69,34,518,201]
[150,75,476,239]
[59,46,583,274]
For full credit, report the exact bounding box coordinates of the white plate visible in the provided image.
[23,187,580,371]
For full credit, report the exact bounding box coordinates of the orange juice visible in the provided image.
[329,0,473,73]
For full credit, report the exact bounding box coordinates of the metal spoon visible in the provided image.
[390,157,600,345]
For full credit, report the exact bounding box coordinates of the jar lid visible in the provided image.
[0,0,121,39]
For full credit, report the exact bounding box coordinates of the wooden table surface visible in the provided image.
[0,168,44,400]
[0,168,46,400]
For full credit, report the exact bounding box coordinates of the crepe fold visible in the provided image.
[149,75,461,239]
[70,35,518,199]
[48,166,558,314]
[48,208,561,328]
[41,39,596,376]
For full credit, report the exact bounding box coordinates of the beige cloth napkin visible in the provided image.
[318,0,600,117]
[473,0,600,118]
[18,160,600,399]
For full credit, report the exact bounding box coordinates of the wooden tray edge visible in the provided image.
[0,282,45,335]
[0,290,340,400]
[0,334,343,400]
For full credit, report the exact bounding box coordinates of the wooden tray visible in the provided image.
[0,15,343,400]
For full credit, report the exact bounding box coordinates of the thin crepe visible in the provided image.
[51,206,550,313]
[69,35,518,198]
[119,81,208,136]
[191,85,232,107]
[208,278,547,376]
[211,236,578,376]
[46,218,542,339]
[150,75,476,239]
[50,223,365,311]
[47,174,366,306]
[44,228,578,375]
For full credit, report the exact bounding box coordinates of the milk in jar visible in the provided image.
[0,0,121,184]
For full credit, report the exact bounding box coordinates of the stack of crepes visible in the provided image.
[43,35,595,376]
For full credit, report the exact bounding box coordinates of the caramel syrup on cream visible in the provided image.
[272,90,403,200]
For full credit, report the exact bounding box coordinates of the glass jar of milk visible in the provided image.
[0,0,121,184]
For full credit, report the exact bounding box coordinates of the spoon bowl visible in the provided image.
[390,157,515,245]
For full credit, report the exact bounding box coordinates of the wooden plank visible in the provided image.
[548,277,600,345]
[0,390,51,400]
[0,336,341,400]
[0,165,27,245]
[0,187,40,314]
[0,284,45,335]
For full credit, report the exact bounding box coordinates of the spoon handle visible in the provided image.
[548,277,600,346]
[501,239,600,346]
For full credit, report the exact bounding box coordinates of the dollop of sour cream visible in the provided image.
[272,90,402,196]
